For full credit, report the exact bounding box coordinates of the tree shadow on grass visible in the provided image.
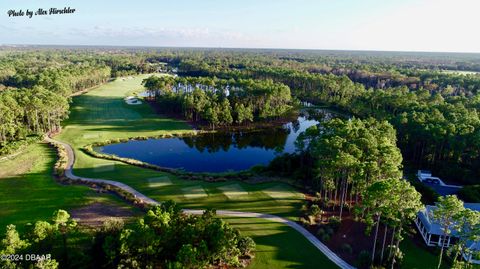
[0,145,93,231]
[224,217,339,269]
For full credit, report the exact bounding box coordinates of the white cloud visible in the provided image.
[67,26,257,47]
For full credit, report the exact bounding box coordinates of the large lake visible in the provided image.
[97,109,340,173]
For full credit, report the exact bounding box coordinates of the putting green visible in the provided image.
[147,176,172,188]
[182,186,208,199]
[263,185,303,200]
[218,184,249,199]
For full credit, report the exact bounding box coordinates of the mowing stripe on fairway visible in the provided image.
[182,186,208,199]
[94,163,115,172]
[262,185,302,200]
[147,177,172,188]
[218,184,249,199]
[82,133,101,139]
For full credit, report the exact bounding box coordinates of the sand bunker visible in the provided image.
[124,96,142,105]
[218,184,249,199]
[263,185,301,199]
[182,186,208,199]
[147,176,172,188]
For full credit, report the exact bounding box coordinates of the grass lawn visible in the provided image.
[224,217,338,269]
[401,237,450,269]
[55,75,335,268]
[0,143,134,232]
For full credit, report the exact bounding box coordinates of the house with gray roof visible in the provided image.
[414,203,480,264]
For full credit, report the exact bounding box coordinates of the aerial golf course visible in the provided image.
[0,74,448,269]
[1,75,337,268]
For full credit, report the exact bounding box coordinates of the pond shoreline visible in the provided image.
[93,112,337,173]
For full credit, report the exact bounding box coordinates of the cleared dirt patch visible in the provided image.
[94,163,115,172]
[147,176,172,188]
[218,184,249,199]
[263,185,301,200]
[182,185,208,199]
[70,202,135,228]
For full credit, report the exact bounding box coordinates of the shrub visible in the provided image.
[458,185,480,203]
[238,237,256,257]
[319,198,330,208]
[321,234,330,242]
[299,218,310,228]
[309,204,322,217]
[312,197,321,204]
[300,203,309,213]
[317,228,326,237]
[326,227,334,236]
[328,216,341,231]
[0,135,41,156]
[340,243,353,254]
[357,250,371,268]
[250,165,266,173]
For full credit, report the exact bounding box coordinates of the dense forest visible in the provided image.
[142,75,293,129]
[163,52,480,184]
[0,50,159,155]
[1,46,479,183]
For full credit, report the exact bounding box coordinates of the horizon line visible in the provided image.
[2,43,480,55]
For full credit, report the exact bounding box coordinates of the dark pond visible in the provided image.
[97,109,341,173]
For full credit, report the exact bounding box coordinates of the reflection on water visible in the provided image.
[99,109,340,172]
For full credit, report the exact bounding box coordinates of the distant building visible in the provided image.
[415,203,480,264]
[417,170,442,185]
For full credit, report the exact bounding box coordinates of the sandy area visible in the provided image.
[70,202,135,228]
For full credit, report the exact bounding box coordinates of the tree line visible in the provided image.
[284,117,423,267]
[272,117,479,268]
[142,75,293,129]
[0,50,158,154]
[0,201,255,269]
[174,61,480,184]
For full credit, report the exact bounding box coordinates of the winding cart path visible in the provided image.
[45,135,356,269]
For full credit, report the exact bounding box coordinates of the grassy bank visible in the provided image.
[0,143,130,231]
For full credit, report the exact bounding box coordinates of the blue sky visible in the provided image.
[1,0,479,52]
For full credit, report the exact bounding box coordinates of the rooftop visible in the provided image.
[418,203,480,236]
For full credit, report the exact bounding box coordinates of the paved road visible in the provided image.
[45,136,355,269]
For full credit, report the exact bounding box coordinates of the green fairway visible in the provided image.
[224,217,338,269]
[53,75,333,268]
[57,75,304,219]
[0,143,132,231]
